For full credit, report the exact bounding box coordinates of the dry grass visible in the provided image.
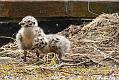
[1,13,119,79]
[0,63,119,80]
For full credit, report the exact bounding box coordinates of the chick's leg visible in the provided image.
[23,50,27,62]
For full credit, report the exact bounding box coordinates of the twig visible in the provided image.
[38,65,114,76]
[92,43,119,64]
[92,43,108,58]
[39,65,80,75]
[0,36,16,41]
[79,39,99,43]
[57,61,90,67]
[0,50,16,54]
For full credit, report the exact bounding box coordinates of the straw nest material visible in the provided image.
[1,13,119,67]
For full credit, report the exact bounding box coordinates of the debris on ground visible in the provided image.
[1,13,119,66]
[1,13,119,79]
[64,13,119,67]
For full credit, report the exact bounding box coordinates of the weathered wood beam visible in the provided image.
[0,0,119,2]
[0,1,119,18]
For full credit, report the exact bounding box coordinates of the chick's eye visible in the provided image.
[27,20,30,22]
[40,39,43,41]
[33,22,35,24]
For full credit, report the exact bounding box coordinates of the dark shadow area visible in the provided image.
[0,19,91,46]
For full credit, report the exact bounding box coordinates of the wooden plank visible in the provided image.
[0,1,68,17]
[1,0,119,2]
[70,1,119,17]
[0,1,119,18]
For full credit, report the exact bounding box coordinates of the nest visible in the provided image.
[1,13,119,67]
[63,13,119,66]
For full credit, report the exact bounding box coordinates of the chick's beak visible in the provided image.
[19,21,25,25]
